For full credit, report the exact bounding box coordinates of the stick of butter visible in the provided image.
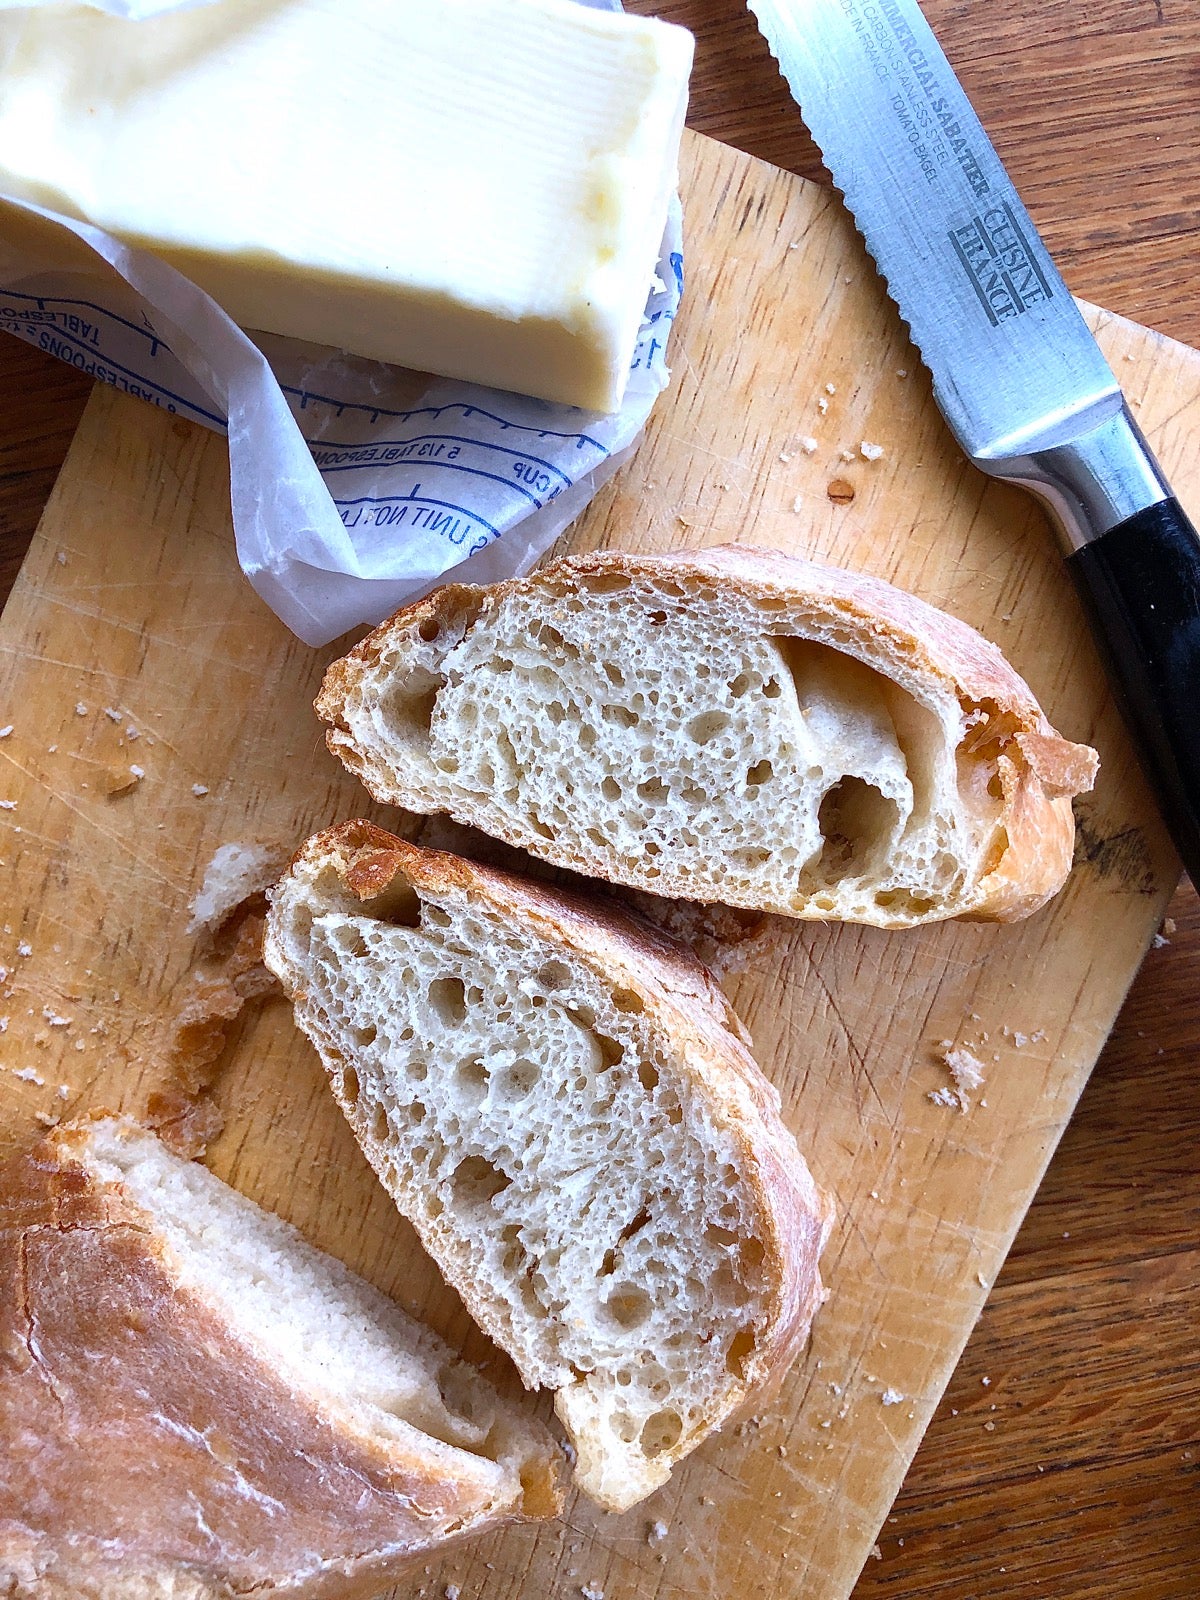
[0,0,693,413]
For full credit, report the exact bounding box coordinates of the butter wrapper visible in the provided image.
[0,0,682,645]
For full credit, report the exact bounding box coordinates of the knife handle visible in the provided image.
[1066,496,1200,887]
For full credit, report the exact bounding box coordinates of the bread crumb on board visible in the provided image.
[647,1519,669,1546]
[860,440,885,461]
[0,726,11,739]
[581,1585,605,1600]
[880,1387,904,1406]
[929,1043,987,1112]
[188,841,288,935]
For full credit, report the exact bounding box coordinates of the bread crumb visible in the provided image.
[647,1519,669,1546]
[860,441,885,461]
[74,702,87,716]
[981,1376,991,1386]
[14,1067,44,1085]
[869,1544,883,1560]
[581,1585,605,1600]
[1164,917,1177,936]
[927,1086,959,1110]
[839,448,856,463]
[896,368,908,378]
[191,783,210,797]
[16,942,31,958]
[0,726,11,739]
[816,396,829,414]
[34,1111,59,1128]
[792,494,804,513]
[41,1008,70,1028]
[126,726,140,740]
[881,1387,904,1406]
[188,841,288,935]
[800,435,818,453]
[103,707,122,723]
[983,1420,996,1431]
[825,382,837,394]
[0,800,14,811]
[1153,933,1169,948]
[444,1587,460,1600]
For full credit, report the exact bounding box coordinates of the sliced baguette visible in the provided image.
[317,545,1098,927]
[0,1114,561,1600]
[264,821,833,1512]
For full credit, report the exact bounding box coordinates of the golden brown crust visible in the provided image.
[317,545,1098,926]
[269,821,834,1503]
[0,1116,560,1600]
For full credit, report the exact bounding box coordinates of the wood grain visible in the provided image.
[1,3,1198,1597]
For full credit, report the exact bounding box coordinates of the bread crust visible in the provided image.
[265,820,834,1510]
[317,545,1098,925]
[0,1116,561,1600]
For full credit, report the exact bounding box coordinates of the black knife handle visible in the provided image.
[1067,497,1200,887]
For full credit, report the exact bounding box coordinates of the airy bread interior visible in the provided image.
[79,1117,542,1487]
[320,561,1030,925]
[266,836,817,1511]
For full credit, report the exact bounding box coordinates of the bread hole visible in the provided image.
[586,827,610,851]
[449,1155,510,1207]
[594,1032,624,1070]
[340,1067,360,1106]
[454,1056,489,1100]
[614,1412,640,1444]
[333,924,369,958]
[616,1367,632,1387]
[601,661,625,688]
[429,975,467,1027]
[408,1060,429,1082]
[546,701,567,727]
[382,664,443,745]
[495,1058,539,1103]
[565,1002,596,1029]
[406,1101,428,1126]
[874,888,937,916]
[605,1282,652,1329]
[426,1194,444,1218]
[636,777,669,805]
[601,776,622,801]
[422,906,451,930]
[640,1409,683,1457]
[763,676,783,699]
[729,672,753,698]
[602,703,638,728]
[685,710,731,744]
[583,572,632,594]
[370,1102,389,1141]
[706,1223,739,1248]
[352,1023,377,1047]
[754,595,787,611]
[598,1247,617,1278]
[617,1207,651,1246]
[638,1061,659,1092]
[612,987,644,1015]
[746,758,774,787]
[740,1237,766,1272]
[987,771,1005,800]
[725,1326,757,1380]
[416,615,441,642]
[815,776,900,880]
[434,756,459,774]
[579,725,596,751]
[537,623,578,659]
[529,816,555,840]
[537,960,571,991]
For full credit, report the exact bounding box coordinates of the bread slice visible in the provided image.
[0,1114,561,1600]
[264,821,832,1512]
[317,545,1099,927]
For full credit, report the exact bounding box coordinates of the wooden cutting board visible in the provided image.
[1,128,1195,1600]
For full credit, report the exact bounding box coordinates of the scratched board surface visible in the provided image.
[0,130,1194,1600]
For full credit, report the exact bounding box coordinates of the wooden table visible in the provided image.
[1,3,1197,1595]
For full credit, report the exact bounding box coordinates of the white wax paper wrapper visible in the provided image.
[0,0,682,645]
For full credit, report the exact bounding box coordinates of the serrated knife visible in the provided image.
[748,0,1200,886]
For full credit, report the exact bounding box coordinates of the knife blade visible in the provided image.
[749,0,1200,887]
